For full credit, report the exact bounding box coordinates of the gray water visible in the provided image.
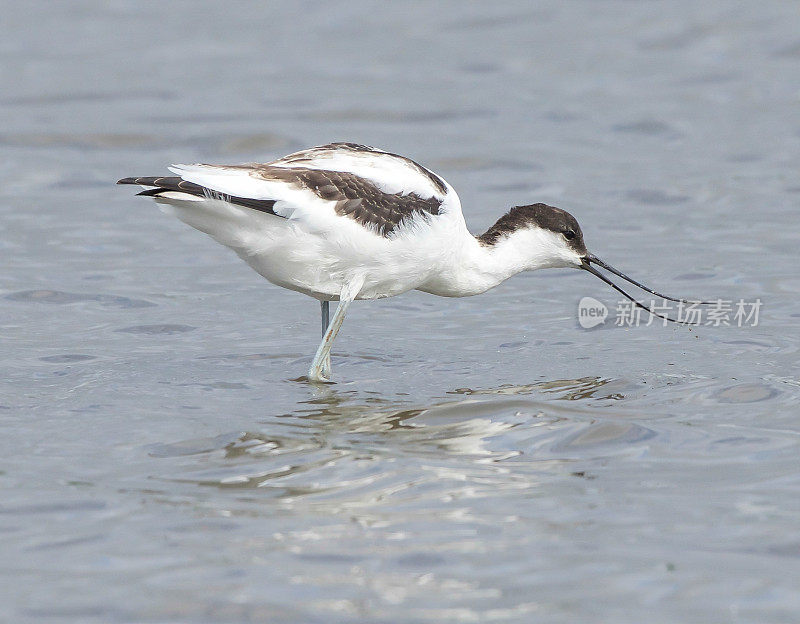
[2,2,799,622]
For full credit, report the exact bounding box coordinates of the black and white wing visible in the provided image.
[118,143,461,237]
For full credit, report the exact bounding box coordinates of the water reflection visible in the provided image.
[147,376,648,502]
[449,376,626,401]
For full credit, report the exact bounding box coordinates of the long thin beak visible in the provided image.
[580,255,710,325]
[583,253,712,304]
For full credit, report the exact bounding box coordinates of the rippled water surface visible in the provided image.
[2,2,800,622]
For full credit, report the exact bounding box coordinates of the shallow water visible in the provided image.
[2,2,800,622]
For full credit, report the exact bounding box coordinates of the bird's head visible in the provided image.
[479,203,588,270]
[479,203,712,323]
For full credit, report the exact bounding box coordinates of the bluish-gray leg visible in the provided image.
[307,276,364,383]
[320,300,331,379]
[308,298,353,382]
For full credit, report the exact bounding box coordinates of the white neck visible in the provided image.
[418,228,570,298]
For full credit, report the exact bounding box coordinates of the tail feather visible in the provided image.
[117,176,279,215]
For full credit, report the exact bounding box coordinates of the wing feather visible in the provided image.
[121,143,458,238]
[271,142,448,199]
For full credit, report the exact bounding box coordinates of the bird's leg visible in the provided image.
[307,275,364,382]
[307,298,352,382]
[320,300,331,379]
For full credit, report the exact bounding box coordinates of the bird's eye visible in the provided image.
[563,230,576,240]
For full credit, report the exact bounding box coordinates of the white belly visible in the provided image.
[160,197,444,301]
[239,226,435,300]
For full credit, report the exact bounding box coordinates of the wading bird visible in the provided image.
[119,142,707,381]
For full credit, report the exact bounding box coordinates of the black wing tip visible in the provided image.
[117,176,172,186]
[117,174,280,216]
[135,188,163,197]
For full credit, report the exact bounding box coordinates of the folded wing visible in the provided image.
[120,142,458,238]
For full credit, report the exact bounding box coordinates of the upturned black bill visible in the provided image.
[580,256,711,325]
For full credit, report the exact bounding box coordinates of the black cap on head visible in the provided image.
[479,203,587,254]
